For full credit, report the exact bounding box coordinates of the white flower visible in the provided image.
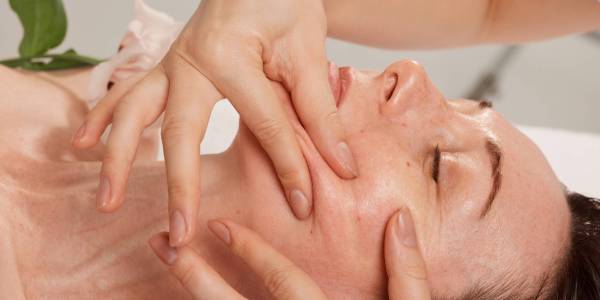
[88,0,182,106]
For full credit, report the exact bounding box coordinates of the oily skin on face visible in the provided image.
[312,60,571,296]
[0,63,570,299]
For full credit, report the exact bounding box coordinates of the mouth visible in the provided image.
[328,62,353,108]
[328,62,342,106]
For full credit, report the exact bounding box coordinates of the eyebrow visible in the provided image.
[480,139,503,218]
[478,100,493,109]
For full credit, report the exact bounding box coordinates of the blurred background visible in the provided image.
[1,1,599,195]
[1,0,599,133]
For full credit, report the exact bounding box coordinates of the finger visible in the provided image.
[385,208,431,300]
[148,232,246,300]
[72,72,147,149]
[161,63,221,247]
[207,219,328,300]
[97,69,169,212]
[290,56,358,180]
[220,68,312,220]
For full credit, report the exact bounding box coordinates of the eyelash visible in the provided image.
[432,145,441,183]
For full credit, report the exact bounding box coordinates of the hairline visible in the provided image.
[435,190,572,300]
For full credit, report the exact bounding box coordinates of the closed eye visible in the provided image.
[432,145,441,183]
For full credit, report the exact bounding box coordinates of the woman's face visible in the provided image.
[289,60,571,298]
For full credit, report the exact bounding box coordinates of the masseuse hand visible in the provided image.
[73,0,357,246]
[148,208,431,299]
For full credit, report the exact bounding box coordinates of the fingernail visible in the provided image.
[96,176,111,209]
[169,210,187,246]
[72,123,86,145]
[337,142,359,177]
[396,208,418,248]
[149,233,178,265]
[207,220,231,245]
[289,189,311,219]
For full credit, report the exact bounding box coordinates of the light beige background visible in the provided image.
[2,0,599,132]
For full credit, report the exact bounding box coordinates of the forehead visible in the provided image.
[436,111,571,293]
[495,115,569,268]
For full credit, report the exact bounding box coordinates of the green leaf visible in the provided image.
[9,0,67,57]
[0,58,22,68]
[41,49,102,70]
[0,49,103,71]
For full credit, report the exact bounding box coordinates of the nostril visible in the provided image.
[383,73,398,101]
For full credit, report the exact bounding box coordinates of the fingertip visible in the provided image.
[71,122,87,148]
[72,124,104,150]
[94,171,129,213]
[169,210,187,247]
[385,208,431,299]
[291,64,359,180]
[169,209,198,247]
[149,232,178,265]
[95,175,112,211]
[74,100,118,149]
[309,127,359,180]
[288,189,313,220]
[393,208,418,248]
[385,208,419,261]
[335,141,359,179]
[275,164,314,220]
[207,219,232,245]
[287,134,314,220]
[153,223,244,298]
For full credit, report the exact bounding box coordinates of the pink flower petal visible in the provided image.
[88,0,182,106]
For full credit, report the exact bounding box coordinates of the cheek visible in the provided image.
[348,129,434,235]
[338,90,382,134]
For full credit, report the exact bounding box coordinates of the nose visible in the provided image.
[380,60,446,118]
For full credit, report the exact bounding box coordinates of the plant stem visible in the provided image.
[0,53,103,66]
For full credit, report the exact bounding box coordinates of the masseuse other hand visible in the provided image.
[148,208,431,299]
[73,0,357,246]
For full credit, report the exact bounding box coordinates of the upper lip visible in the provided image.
[328,62,342,106]
[338,67,353,107]
[328,63,352,107]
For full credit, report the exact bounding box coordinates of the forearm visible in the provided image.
[323,0,600,49]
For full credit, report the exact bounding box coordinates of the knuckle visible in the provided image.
[262,266,295,298]
[102,152,121,169]
[167,182,189,203]
[102,150,133,175]
[201,41,228,66]
[252,119,286,146]
[161,117,190,142]
[276,168,303,187]
[179,31,229,71]
[402,264,428,281]
[112,101,130,121]
[88,110,110,126]
[175,263,198,288]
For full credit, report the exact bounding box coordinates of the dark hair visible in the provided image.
[439,191,600,300]
[545,191,600,299]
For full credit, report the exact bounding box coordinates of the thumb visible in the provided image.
[384,208,431,300]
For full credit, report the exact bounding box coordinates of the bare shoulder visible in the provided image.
[0,67,96,161]
[0,65,93,95]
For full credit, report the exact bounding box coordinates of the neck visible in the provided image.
[9,124,290,299]
[191,125,291,298]
[198,125,288,220]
